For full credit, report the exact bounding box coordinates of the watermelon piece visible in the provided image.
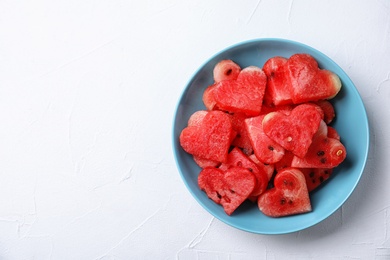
[274,150,295,172]
[213,66,267,116]
[327,126,340,140]
[193,156,220,168]
[219,147,269,197]
[300,168,333,192]
[230,112,253,155]
[249,154,275,181]
[180,110,233,162]
[198,168,225,204]
[291,121,347,168]
[198,167,256,215]
[202,84,218,111]
[257,168,312,217]
[312,103,325,121]
[187,110,208,126]
[315,100,335,124]
[245,115,285,164]
[262,103,323,158]
[187,109,236,145]
[213,60,241,83]
[263,56,293,106]
[260,103,293,116]
[285,54,342,104]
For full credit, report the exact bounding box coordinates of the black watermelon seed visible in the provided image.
[317,151,325,156]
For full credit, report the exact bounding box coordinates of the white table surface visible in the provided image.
[1,0,389,259]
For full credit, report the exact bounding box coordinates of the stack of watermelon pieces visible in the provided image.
[179,54,347,217]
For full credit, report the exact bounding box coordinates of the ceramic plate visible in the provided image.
[172,38,369,234]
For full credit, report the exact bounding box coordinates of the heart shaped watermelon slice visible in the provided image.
[198,167,256,215]
[262,103,323,158]
[257,168,312,217]
[179,110,234,163]
[285,53,342,104]
[213,66,267,116]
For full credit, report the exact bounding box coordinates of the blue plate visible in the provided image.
[172,38,369,234]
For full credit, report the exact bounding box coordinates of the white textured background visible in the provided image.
[0,0,389,259]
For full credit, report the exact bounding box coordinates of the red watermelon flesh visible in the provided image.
[198,167,256,215]
[315,100,335,124]
[312,103,325,121]
[213,59,241,83]
[291,120,347,168]
[198,168,225,204]
[187,110,237,145]
[180,110,233,162]
[219,147,269,197]
[263,56,293,106]
[262,103,322,158]
[203,83,218,111]
[261,102,325,120]
[285,53,342,104]
[193,156,220,168]
[257,168,312,217]
[300,168,333,192]
[213,66,267,116]
[273,151,334,192]
[327,126,340,140]
[187,110,208,126]
[274,150,295,172]
[260,103,293,116]
[245,115,285,164]
[249,154,275,181]
[230,112,253,155]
